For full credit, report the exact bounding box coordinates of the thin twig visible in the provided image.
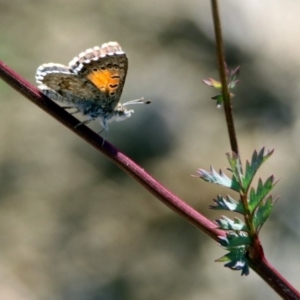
[211,0,239,156]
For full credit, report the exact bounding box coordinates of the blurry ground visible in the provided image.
[0,0,300,299]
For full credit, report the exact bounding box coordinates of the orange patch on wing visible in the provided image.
[87,69,120,94]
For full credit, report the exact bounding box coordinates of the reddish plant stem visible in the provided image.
[0,60,221,240]
[248,252,300,300]
[1,60,299,299]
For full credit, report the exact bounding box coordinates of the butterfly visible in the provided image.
[36,41,149,131]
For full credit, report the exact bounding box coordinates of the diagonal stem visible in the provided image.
[0,60,221,240]
[1,59,299,299]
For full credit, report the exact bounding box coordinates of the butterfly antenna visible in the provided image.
[123,97,151,106]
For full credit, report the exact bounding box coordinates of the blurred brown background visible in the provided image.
[1,0,300,299]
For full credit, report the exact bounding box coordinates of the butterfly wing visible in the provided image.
[68,42,128,110]
[36,63,103,105]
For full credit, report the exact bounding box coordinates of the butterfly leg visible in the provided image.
[74,118,95,129]
[96,128,107,146]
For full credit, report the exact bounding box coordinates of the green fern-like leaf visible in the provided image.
[231,174,241,193]
[248,176,277,213]
[215,216,247,231]
[218,231,251,249]
[224,255,249,275]
[226,152,243,189]
[253,195,278,232]
[243,148,273,191]
[210,195,245,213]
[198,167,240,191]
[215,246,249,275]
[211,94,223,106]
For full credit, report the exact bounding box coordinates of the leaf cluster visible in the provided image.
[203,66,240,106]
[198,148,277,275]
